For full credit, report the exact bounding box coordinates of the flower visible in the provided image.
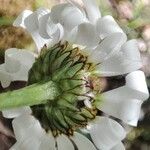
[0,48,35,88]
[13,8,64,52]
[12,0,105,50]
[0,0,149,150]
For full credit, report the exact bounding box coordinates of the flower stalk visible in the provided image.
[0,80,60,110]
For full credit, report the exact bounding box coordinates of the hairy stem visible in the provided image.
[0,81,60,111]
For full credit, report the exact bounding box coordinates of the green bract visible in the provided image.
[0,42,101,136]
[29,42,98,136]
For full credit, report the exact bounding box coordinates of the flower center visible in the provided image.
[28,42,99,137]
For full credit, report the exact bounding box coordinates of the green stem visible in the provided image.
[0,81,60,111]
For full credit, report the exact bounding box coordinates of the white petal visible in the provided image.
[38,10,63,41]
[0,66,12,88]
[11,132,56,150]
[66,0,85,15]
[5,48,21,73]
[97,40,142,76]
[60,5,86,31]
[13,10,33,28]
[74,23,99,48]
[25,8,50,32]
[82,0,101,24]
[55,23,64,41]
[0,80,11,88]
[35,7,50,21]
[111,142,125,150]
[4,49,35,82]
[10,136,41,150]
[71,132,97,150]
[46,17,59,37]
[46,21,64,43]
[126,70,149,100]
[50,3,72,24]
[24,12,38,31]
[97,16,124,39]
[39,14,50,39]
[12,115,45,141]
[121,99,142,126]
[89,117,126,150]
[12,66,29,81]
[89,32,127,63]
[63,26,78,43]
[29,31,52,52]
[98,71,149,126]
[2,107,31,118]
[39,132,56,150]
[17,50,35,69]
[24,8,51,51]
[57,135,74,150]
[39,13,54,39]
[40,22,64,47]
[51,3,86,31]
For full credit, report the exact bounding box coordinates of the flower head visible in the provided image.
[0,0,149,150]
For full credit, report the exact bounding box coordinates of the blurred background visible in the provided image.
[0,0,150,149]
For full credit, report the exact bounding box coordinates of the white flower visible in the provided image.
[13,8,64,52]
[13,0,127,59]
[0,0,149,150]
[13,0,101,50]
[4,110,126,150]
[0,48,35,88]
[8,112,98,150]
